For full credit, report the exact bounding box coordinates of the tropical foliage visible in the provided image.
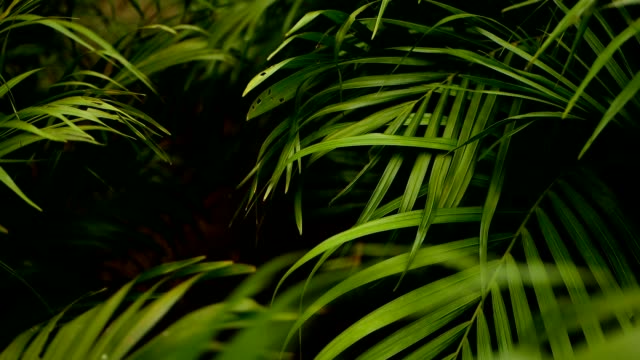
[240,0,640,358]
[2,0,640,359]
[0,0,167,218]
[0,0,303,355]
[1,255,346,360]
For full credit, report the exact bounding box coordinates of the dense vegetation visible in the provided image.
[1,0,640,359]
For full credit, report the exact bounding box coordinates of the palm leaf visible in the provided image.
[579,69,640,158]
[0,2,171,210]
[1,255,341,360]
[242,1,640,358]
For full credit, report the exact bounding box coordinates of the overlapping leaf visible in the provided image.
[240,0,640,358]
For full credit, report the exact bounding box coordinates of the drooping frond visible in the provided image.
[0,255,344,360]
[242,0,640,358]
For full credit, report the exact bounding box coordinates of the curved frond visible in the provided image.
[242,0,640,358]
[0,255,342,360]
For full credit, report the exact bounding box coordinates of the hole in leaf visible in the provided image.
[256,98,262,105]
[260,72,267,76]
[279,98,285,103]
[268,89,272,95]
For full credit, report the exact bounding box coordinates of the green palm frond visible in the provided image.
[0,3,173,211]
[242,0,640,358]
[0,254,342,360]
[269,175,638,359]
[110,25,236,89]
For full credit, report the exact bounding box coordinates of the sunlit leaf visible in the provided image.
[404,322,471,360]
[274,207,483,296]
[527,0,597,68]
[564,17,640,118]
[480,98,519,289]
[285,10,348,37]
[0,166,41,211]
[357,293,478,360]
[0,68,42,98]
[316,264,491,359]
[579,69,640,159]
